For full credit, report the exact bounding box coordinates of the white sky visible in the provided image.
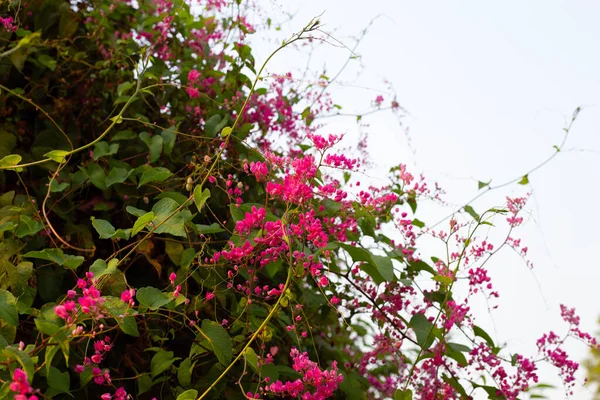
[250,1,600,398]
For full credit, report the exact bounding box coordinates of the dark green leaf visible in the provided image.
[201,319,232,366]
[151,350,179,378]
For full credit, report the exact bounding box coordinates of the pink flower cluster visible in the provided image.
[264,348,343,399]
[10,369,38,400]
[54,272,105,322]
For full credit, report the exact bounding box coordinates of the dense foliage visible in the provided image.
[0,1,597,399]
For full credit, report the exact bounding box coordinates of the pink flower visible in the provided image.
[188,69,201,84]
[169,272,177,285]
[206,291,215,301]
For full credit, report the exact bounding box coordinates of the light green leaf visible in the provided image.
[220,126,232,137]
[518,175,529,185]
[244,347,258,372]
[91,217,116,239]
[92,141,119,160]
[117,81,135,97]
[151,350,179,378]
[44,150,69,163]
[138,167,172,187]
[136,287,171,310]
[201,319,232,366]
[193,186,210,212]
[0,154,22,168]
[89,259,118,279]
[110,115,123,124]
[176,389,198,400]
[0,289,18,326]
[151,198,187,238]
[23,248,84,269]
[132,212,155,235]
[463,205,480,221]
[126,206,148,217]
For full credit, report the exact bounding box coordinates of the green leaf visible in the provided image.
[37,54,57,71]
[136,287,172,310]
[193,186,210,212]
[102,296,138,337]
[15,215,43,238]
[229,204,245,222]
[106,167,130,187]
[201,319,232,366]
[194,223,225,234]
[117,81,135,96]
[89,259,118,279]
[151,198,187,238]
[518,175,529,185]
[176,389,198,400]
[394,389,413,400]
[448,342,471,353]
[137,374,153,395]
[244,347,259,372]
[49,180,69,193]
[92,141,119,160]
[110,115,123,124]
[0,289,18,326]
[478,180,491,190]
[0,154,22,168]
[410,313,439,350]
[44,150,69,163]
[165,241,184,265]
[151,350,179,378]
[433,275,454,285]
[138,167,172,187]
[23,248,84,269]
[91,217,116,239]
[221,126,232,137]
[473,325,496,349]
[139,132,163,163]
[132,212,155,235]
[47,366,70,393]
[161,126,177,156]
[205,114,228,137]
[411,218,425,228]
[338,243,394,284]
[126,206,148,217]
[463,205,480,221]
[178,358,194,388]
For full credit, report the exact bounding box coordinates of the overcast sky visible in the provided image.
[251,1,600,398]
